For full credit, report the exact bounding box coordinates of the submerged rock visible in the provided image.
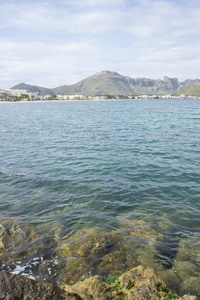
[55,218,167,285]
[0,217,56,281]
[56,228,127,284]
[171,233,200,297]
[117,217,166,270]
[117,218,165,243]
[1,216,199,298]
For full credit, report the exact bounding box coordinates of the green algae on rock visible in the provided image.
[63,265,181,300]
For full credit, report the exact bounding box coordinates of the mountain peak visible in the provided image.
[11,71,200,96]
[101,70,121,76]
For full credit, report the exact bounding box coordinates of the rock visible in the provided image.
[171,233,200,297]
[156,213,174,231]
[0,218,56,282]
[64,265,179,300]
[56,218,166,285]
[1,217,199,298]
[117,217,166,271]
[0,266,197,300]
[66,275,115,300]
[56,228,128,284]
[0,271,81,300]
[179,296,198,300]
[155,269,181,294]
[179,277,200,298]
[119,265,166,300]
[117,218,164,243]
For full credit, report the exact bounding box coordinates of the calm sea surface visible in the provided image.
[0,99,200,293]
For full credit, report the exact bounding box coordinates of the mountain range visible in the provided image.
[11,71,200,96]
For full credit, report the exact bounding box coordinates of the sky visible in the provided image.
[0,0,200,89]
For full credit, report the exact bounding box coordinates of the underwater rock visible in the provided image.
[0,217,56,281]
[179,277,200,298]
[155,268,181,295]
[157,213,174,231]
[55,218,169,284]
[1,216,199,298]
[154,234,179,270]
[117,217,166,271]
[56,228,127,284]
[171,233,200,297]
[117,218,165,243]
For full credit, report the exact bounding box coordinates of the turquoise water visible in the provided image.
[0,99,200,293]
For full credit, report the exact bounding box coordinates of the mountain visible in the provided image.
[11,83,54,96]
[11,71,200,96]
[176,82,200,97]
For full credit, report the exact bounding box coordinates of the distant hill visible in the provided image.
[11,71,200,96]
[11,83,54,96]
[176,82,200,97]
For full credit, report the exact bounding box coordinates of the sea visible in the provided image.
[0,99,200,295]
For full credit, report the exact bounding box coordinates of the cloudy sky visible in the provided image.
[0,0,200,89]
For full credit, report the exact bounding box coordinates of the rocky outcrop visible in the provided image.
[64,265,172,300]
[0,266,198,300]
[1,217,199,298]
[0,271,80,299]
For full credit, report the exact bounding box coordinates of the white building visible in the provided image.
[62,94,84,100]
[7,89,28,96]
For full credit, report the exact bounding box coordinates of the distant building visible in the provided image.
[28,92,41,101]
[7,89,28,96]
[0,90,9,101]
[62,94,84,100]
[94,96,106,100]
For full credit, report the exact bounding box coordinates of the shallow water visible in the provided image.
[0,99,200,295]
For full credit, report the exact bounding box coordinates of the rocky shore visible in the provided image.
[0,266,198,300]
[0,217,199,299]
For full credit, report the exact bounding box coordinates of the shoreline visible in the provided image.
[1,97,200,104]
[1,265,198,300]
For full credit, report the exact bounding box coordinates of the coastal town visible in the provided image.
[0,88,199,102]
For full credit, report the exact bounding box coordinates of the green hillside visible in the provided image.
[177,83,200,97]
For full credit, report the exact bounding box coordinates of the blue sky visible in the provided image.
[0,0,200,88]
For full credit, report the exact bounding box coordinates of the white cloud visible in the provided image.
[0,0,200,88]
[70,0,127,8]
[0,38,103,87]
